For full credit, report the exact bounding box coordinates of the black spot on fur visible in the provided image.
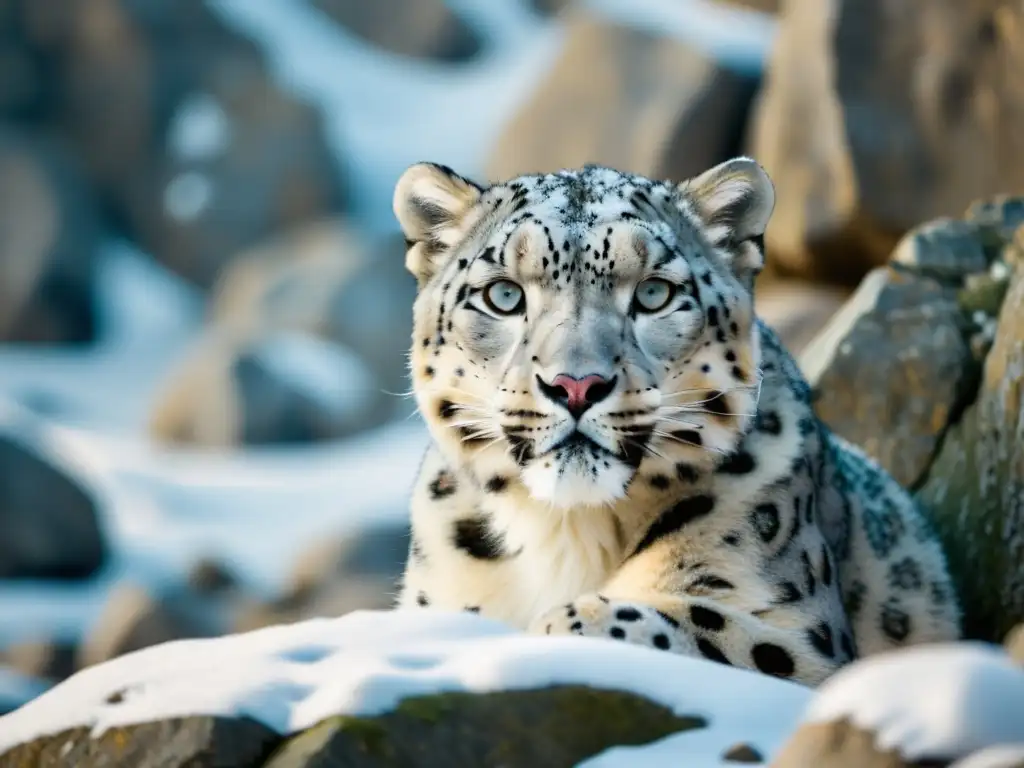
[453,516,506,560]
[656,610,680,629]
[774,581,802,604]
[717,451,756,475]
[845,581,866,617]
[801,550,817,596]
[465,605,481,613]
[807,623,835,658]
[690,605,726,632]
[616,607,642,622]
[416,592,429,606]
[505,433,534,465]
[880,601,911,642]
[631,495,716,557]
[485,475,509,493]
[820,545,833,586]
[428,470,457,500]
[653,633,671,650]
[704,391,731,417]
[697,638,731,665]
[752,643,795,678]
[675,462,700,483]
[648,474,671,490]
[756,410,782,435]
[723,533,741,546]
[888,557,923,591]
[689,574,735,591]
[672,430,702,447]
[609,627,626,640]
[840,631,856,660]
[751,503,781,543]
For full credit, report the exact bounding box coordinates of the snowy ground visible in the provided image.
[0,609,813,767]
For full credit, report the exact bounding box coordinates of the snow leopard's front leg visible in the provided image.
[528,535,855,687]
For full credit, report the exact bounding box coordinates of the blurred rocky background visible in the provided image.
[0,0,1022,719]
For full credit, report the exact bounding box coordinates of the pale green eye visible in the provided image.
[484,280,525,315]
[634,278,675,312]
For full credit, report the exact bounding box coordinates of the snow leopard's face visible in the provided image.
[395,160,775,509]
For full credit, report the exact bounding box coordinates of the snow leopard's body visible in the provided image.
[391,159,960,686]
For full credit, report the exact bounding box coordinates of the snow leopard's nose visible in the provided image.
[537,373,617,419]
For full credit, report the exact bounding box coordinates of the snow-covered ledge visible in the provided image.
[2,610,1023,767]
[0,609,809,766]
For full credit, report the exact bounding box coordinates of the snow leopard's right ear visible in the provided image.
[394,162,483,285]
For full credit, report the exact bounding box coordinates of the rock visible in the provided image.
[0,431,108,580]
[148,327,387,447]
[0,717,279,768]
[186,557,239,595]
[77,583,222,670]
[0,639,76,684]
[0,5,43,118]
[801,263,975,488]
[916,222,1024,642]
[773,643,1024,767]
[486,9,757,184]
[210,220,416,396]
[312,0,480,61]
[149,221,416,447]
[750,0,1024,285]
[263,686,705,767]
[755,278,850,356]
[0,124,102,344]
[290,522,410,596]
[770,719,911,768]
[1006,624,1024,666]
[724,742,766,763]
[125,53,346,289]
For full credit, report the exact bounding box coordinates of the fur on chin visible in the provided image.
[520,456,634,509]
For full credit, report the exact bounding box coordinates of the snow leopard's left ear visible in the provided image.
[394,162,484,285]
[678,157,775,286]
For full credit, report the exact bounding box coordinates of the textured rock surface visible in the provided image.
[916,222,1024,642]
[487,9,757,184]
[0,125,101,344]
[0,432,107,580]
[803,262,974,488]
[802,198,1024,641]
[770,719,909,768]
[750,0,1024,285]
[312,0,480,61]
[0,716,279,768]
[263,687,706,768]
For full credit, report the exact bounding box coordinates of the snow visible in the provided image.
[163,171,215,222]
[804,642,1024,762]
[168,92,232,162]
[0,609,811,767]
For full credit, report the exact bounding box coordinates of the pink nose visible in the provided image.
[543,373,616,418]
